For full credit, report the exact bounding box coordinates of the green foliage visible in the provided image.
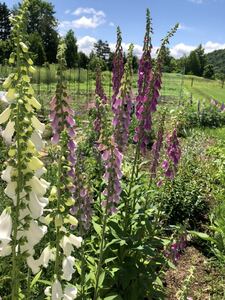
[0,39,12,64]
[28,32,46,65]
[177,102,225,136]
[65,29,78,68]
[20,0,59,63]
[0,2,11,40]
[206,49,225,74]
[155,134,210,229]
[203,64,215,79]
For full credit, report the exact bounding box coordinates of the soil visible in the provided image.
[165,246,225,300]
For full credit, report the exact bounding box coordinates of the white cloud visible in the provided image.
[77,36,97,55]
[170,43,196,58]
[188,0,204,4]
[59,7,106,31]
[109,22,115,27]
[73,7,105,17]
[178,24,192,31]
[64,9,71,14]
[170,41,225,58]
[204,41,225,53]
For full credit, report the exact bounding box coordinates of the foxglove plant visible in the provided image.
[134,10,178,154]
[70,160,93,232]
[113,44,134,152]
[94,98,123,299]
[0,0,49,297]
[93,65,108,133]
[150,113,166,178]
[162,128,181,179]
[112,27,124,109]
[45,40,82,299]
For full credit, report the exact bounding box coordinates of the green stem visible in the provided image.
[93,210,108,300]
[11,35,22,300]
[124,144,140,232]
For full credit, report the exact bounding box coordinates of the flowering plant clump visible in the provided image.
[150,113,165,178]
[0,0,49,297]
[134,10,178,154]
[93,65,108,134]
[70,159,93,232]
[46,40,82,299]
[113,44,134,152]
[162,128,181,179]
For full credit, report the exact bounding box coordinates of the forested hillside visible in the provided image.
[206,49,225,73]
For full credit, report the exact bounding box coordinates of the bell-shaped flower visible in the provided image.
[0,209,12,244]
[28,156,44,171]
[1,165,13,183]
[31,116,45,134]
[4,182,17,200]
[60,234,82,256]
[0,242,11,257]
[21,221,47,255]
[31,131,44,151]
[28,96,41,110]
[63,286,77,300]
[62,256,75,281]
[27,246,55,274]
[0,107,11,125]
[29,191,48,219]
[28,176,50,197]
[1,120,15,144]
[52,279,63,300]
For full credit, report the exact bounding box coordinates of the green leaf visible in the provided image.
[104,294,122,300]
[189,231,214,242]
[37,279,52,285]
[98,271,105,287]
[93,221,102,237]
[30,270,42,288]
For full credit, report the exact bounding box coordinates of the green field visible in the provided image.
[1,65,224,114]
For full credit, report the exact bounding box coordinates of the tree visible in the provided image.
[196,44,206,76]
[0,40,12,64]
[78,51,89,69]
[29,32,46,65]
[20,0,59,63]
[162,47,173,73]
[93,39,111,69]
[132,55,139,72]
[217,72,225,88]
[0,2,11,40]
[186,50,201,76]
[65,30,78,68]
[203,64,214,79]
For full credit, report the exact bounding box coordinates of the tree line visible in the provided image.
[0,0,224,81]
[0,0,140,71]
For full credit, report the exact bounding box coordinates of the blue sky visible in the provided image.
[4,0,225,57]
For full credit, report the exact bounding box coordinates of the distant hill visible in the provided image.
[206,49,225,74]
